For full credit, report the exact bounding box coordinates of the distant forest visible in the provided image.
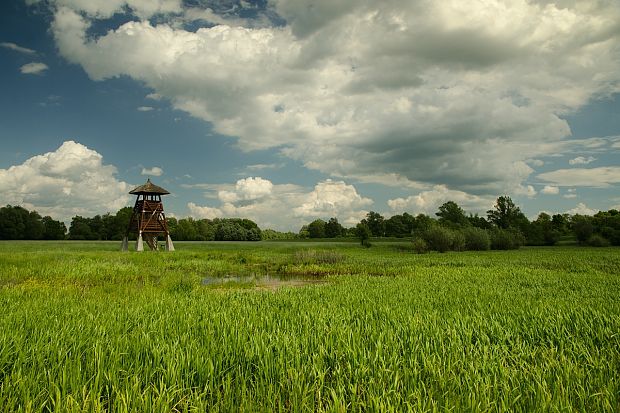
[0,196,619,249]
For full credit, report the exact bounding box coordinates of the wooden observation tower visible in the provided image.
[121,179,175,251]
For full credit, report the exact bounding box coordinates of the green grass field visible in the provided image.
[0,241,619,412]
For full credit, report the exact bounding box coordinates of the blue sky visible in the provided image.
[1,0,619,231]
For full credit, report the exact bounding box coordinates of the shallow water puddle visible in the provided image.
[201,274,326,290]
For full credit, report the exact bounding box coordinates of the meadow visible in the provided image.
[0,240,618,412]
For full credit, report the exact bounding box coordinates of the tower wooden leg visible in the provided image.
[136,234,144,252]
[121,236,128,251]
[165,234,175,251]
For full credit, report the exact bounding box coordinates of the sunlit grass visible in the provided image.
[0,241,618,411]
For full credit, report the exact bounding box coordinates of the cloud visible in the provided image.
[541,185,559,195]
[46,1,620,194]
[569,156,596,165]
[292,179,372,218]
[538,166,620,187]
[137,106,154,111]
[187,177,372,230]
[0,141,131,221]
[42,0,181,19]
[141,166,163,176]
[20,62,48,75]
[566,202,597,216]
[563,188,577,199]
[187,202,223,219]
[0,42,36,55]
[387,185,494,216]
[246,163,282,171]
[218,177,273,203]
[145,92,162,100]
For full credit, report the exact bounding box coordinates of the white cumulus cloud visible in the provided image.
[20,62,48,75]
[569,156,596,165]
[45,0,620,195]
[387,185,494,216]
[187,177,372,230]
[541,185,559,195]
[0,141,131,220]
[141,166,163,176]
[538,167,620,187]
[566,203,597,216]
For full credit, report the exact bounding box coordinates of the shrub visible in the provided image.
[422,226,453,253]
[411,238,429,254]
[451,230,466,252]
[356,223,372,247]
[490,228,523,250]
[587,234,610,247]
[463,227,490,251]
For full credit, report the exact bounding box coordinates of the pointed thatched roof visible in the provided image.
[129,179,170,195]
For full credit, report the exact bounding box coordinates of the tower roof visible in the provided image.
[129,179,170,195]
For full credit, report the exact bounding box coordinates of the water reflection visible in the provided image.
[201,274,326,290]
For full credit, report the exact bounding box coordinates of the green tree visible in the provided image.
[174,218,199,240]
[0,205,26,239]
[571,215,593,245]
[307,219,326,238]
[436,201,469,228]
[325,217,343,238]
[42,216,66,240]
[69,216,95,240]
[467,214,491,229]
[363,211,385,237]
[385,214,414,237]
[355,222,372,247]
[487,196,528,230]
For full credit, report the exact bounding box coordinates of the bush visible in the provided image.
[451,230,466,252]
[411,238,429,254]
[490,228,523,250]
[422,226,453,253]
[587,234,610,247]
[463,227,490,251]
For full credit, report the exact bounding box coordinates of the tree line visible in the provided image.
[1,196,618,247]
[0,205,262,242]
[300,196,620,250]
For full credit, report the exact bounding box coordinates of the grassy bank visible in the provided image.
[0,241,618,411]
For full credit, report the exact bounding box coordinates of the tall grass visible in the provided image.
[0,241,618,411]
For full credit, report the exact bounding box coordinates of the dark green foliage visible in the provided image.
[487,196,528,230]
[0,206,65,240]
[325,217,344,238]
[41,216,67,240]
[261,229,298,240]
[587,234,610,247]
[571,215,594,245]
[385,212,416,237]
[355,222,372,247]
[411,237,429,254]
[468,213,491,229]
[362,211,385,237]
[69,216,96,240]
[421,226,454,253]
[526,213,560,246]
[436,201,470,228]
[450,230,466,251]
[214,219,262,241]
[414,213,435,233]
[463,227,490,251]
[490,228,523,250]
[592,209,620,245]
[307,219,326,238]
